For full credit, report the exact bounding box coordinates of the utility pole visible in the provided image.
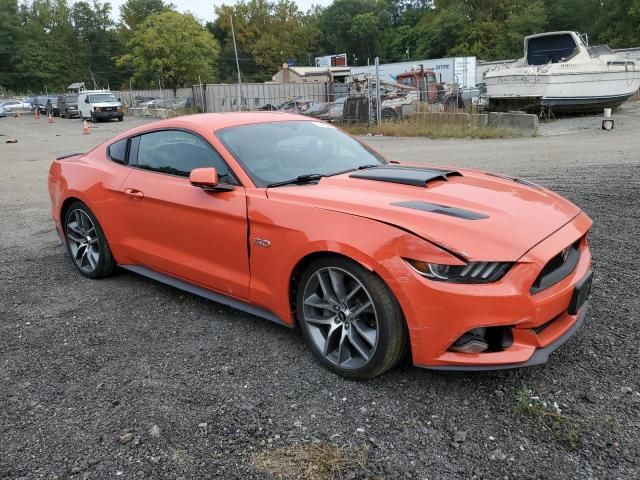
[230,14,242,111]
[375,57,381,127]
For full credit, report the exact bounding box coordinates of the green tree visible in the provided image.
[0,0,21,90]
[120,0,171,31]
[116,10,220,88]
[72,1,124,88]
[212,0,322,81]
[319,0,389,62]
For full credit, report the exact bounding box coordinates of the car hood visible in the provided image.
[266,165,582,261]
[92,102,121,107]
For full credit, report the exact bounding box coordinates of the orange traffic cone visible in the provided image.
[48,113,54,124]
[83,120,90,135]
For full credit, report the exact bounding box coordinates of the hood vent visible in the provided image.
[350,166,462,188]
[392,201,488,220]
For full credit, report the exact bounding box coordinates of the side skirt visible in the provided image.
[119,264,291,328]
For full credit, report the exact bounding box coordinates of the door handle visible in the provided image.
[124,188,144,200]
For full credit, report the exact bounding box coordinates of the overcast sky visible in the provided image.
[97,0,333,23]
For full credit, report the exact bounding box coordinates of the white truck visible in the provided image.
[78,89,123,122]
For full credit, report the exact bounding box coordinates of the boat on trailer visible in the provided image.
[484,31,640,113]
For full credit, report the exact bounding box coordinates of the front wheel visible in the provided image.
[296,257,407,379]
[64,201,115,279]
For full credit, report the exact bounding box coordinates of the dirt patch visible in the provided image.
[252,443,369,480]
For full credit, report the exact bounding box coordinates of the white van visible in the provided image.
[78,90,123,122]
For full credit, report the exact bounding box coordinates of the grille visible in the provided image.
[530,239,581,294]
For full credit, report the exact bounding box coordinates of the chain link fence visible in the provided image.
[190,80,484,125]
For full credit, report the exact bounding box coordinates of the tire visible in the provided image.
[296,256,407,380]
[118,116,123,122]
[90,113,96,123]
[381,108,398,121]
[63,201,115,279]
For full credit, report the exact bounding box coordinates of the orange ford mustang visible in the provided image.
[48,113,593,379]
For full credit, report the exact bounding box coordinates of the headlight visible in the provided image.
[94,107,101,112]
[117,106,123,112]
[405,259,511,283]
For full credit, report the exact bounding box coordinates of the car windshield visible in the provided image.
[66,95,78,102]
[89,94,118,103]
[217,120,387,187]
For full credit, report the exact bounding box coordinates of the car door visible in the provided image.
[118,129,251,300]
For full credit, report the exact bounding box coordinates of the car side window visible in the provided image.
[135,130,236,184]
[108,139,128,164]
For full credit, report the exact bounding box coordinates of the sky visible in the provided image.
[95,0,333,23]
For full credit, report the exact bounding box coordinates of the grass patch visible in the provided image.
[252,442,369,480]
[340,117,516,139]
[515,388,582,449]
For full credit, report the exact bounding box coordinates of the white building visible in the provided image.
[272,65,351,83]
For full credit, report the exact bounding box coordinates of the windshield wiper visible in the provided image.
[266,174,325,188]
[356,164,380,170]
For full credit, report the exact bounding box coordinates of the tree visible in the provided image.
[0,0,20,90]
[116,10,220,88]
[319,0,389,62]
[120,0,171,31]
[71,1,124,88]
[211,0,322,82]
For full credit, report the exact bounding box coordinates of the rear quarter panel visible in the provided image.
[48,148,132,260]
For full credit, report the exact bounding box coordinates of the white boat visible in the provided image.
[484,31,640,113]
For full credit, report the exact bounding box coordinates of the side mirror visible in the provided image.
[189,167,219,189]
[85,98,89,103]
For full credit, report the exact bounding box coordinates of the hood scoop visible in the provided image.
[392,201,488,220]
[350,166,462,187]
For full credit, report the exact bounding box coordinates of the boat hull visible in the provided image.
[485,69,640,113]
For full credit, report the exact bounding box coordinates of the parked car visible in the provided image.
[0,106,6,118]
[140,98,188,110]
[48,113,593,379]
[78,90,123,122]
[35,95,61,116]
[303,98,347,122]
[259,97,317,113]
[302,102,331,118]
[58,94,80,119]
[0,99,32,111]
[327,97,348,122]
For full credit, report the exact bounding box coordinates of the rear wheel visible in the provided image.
[297,256,407,379]
[381,108,398,121]
[64,201,115,279]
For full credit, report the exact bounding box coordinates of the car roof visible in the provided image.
[124,112,317,136]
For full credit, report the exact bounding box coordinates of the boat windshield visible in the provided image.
[527,34,577,65]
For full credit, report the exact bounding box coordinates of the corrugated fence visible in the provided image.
[199,83,332,113]
[116,88,193,107]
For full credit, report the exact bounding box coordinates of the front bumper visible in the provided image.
[93,110,123,119]
[393,212,592,370]
[421,303,588,371]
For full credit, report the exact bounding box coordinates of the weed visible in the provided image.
[514,387,582,450]
[339,116,517,139]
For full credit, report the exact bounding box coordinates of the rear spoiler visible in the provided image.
[55,152,84,160]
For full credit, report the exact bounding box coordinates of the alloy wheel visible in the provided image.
[302,267,379,369]
[66,209,100,273]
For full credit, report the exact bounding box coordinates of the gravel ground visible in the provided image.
[1,110,639,479]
